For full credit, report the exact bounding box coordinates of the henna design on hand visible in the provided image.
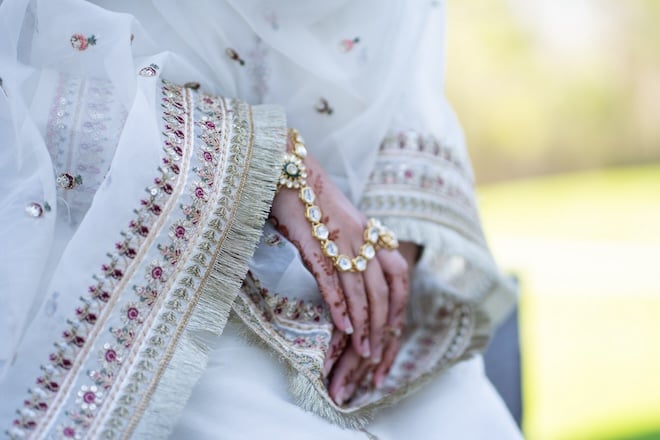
[312,172,324,196]
[314,251,335,276]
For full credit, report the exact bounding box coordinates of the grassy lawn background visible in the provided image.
[478,165,660,440]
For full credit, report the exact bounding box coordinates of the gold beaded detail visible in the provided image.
[279,129,399,272]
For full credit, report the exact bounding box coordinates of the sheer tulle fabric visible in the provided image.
[0,0,520,437]
[0,0,460,383]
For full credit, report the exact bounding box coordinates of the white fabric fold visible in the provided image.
[0,0,519,437]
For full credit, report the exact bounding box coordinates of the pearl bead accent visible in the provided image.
[279,128,399,272]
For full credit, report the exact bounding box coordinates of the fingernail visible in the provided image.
[375,374,386,389]
[343,316,354,334]
[361,338,371,358]
[344,383,357,402]
[323,360,332,377]
[372,344,383,364]
[335,387,346,406]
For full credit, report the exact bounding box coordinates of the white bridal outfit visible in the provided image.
[0,0,522,438]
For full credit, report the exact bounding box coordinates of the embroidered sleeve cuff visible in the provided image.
[359,131,517,326]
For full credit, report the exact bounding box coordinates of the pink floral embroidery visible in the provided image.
[225,48,245,66]
[75,385,102,411]
[340,37,360,52]
[70,34,97,51]
[104,348,117,363]
[126,307,139,321]
[242,279,331,351]
[174,225,186,239]
[60,426,77,438]
[151,266,163,279]
[115,240,137,260]
[9,82,187,436]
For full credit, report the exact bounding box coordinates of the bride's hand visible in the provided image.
[269,138,409,366]
[325,242,419,405]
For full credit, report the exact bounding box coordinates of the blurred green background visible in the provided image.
[445,1,660,439]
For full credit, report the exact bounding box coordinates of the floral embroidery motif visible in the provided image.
[75,385,103,411]
[382,302,472,392]
[360,131,481,243]
[340,37,360,52]
[139,64,160,77]
[24,202,45,218]
[382,132,466,172]
[315,98,333,115]
[225,48,245,66]
[56,172,83,190]
[70,34,97,51]
[238,274,332,353]
[46,74,126,224]
[55,425,80,439]
[235,271,478,411]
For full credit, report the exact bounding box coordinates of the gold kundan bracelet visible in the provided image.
[278,128,398,273]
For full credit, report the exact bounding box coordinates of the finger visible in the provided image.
[323,328,348,377]
[378,249,409,332]
[374,337,400,389]
[328,345,362,405]
[398,241,421,268]
[303,246,354,335]
[361,258,389,364]
[338,357,375,405]
[303,161,371,350]
[373,250,409,388]
[337,270,371,358]
[311,252,355,334]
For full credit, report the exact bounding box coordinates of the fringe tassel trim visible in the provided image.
[129,103,286,439]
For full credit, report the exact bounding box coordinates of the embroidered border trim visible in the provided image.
[361,131,483,245]
[233,272,490,430]
[126,99,286,440]
[91,85,229,438]
[7,81,287,440]
[8,81,196,440]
